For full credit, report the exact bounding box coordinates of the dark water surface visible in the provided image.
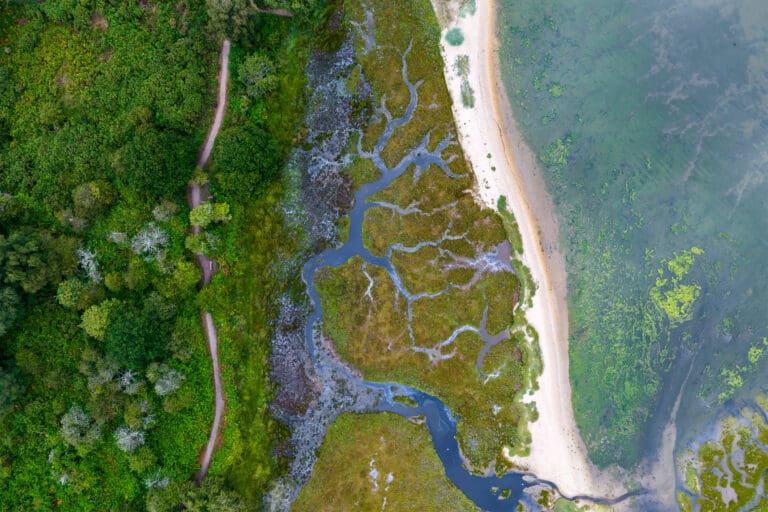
[497,0,768,467]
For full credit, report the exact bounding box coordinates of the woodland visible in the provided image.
[0,0,326,509]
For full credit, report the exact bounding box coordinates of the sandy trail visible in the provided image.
[431,0,625,498]
[197,39,231,169]
[196,312,225,484]
[190,39,229,485]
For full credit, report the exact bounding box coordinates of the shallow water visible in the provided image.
[497,0,768,468]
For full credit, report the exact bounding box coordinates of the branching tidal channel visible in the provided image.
[272,40,643,511]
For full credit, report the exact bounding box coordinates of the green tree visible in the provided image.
[80,299,120,341]
[60,405,102,452]
[238,52,278,98]
[185,233,218,255]
[0,287,19,337]
[104,272,124,292]
[160,260,201,300]
[124,257,150,291]
[0,363,25,420]
[0,193,23,228]
[189,202,231,227]
[212,124,281,200]
[127,446,157,474]
[56,278,88,309]
[258,0,321,16]
[146,477,245,512]
[0,231,50,294]
[113,129,194,200]
[206,0,251,40]
[103,304,169,369]
[0,231,76,295]
[72,181,115,218]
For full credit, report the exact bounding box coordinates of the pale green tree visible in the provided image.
[80,299,120,341]
[56,278,88,309]
[60,405,102,451]
[206,0,251,40]
[238,53,278,98]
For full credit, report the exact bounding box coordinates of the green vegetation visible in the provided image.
[292,412,480,511]
[459,0,478,18]
[649,247,703,326]
[446,27,465,46]
[313,0,541,473]
[716,336,768,403]
[677,396,768,511]
[0,2,216,508]
[211,124,280,200]
[548,82,564,98]
[0,0,328,508]
[569,245,705,466]
[454,54,475,108]
[540,135,573,170]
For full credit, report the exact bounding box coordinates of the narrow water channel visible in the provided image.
[298,45,639,511]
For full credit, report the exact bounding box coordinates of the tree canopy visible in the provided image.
[103,303,170,369]
[113,130,196,201]
[212,124,281,200]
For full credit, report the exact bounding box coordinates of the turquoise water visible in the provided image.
[497,0,768,467]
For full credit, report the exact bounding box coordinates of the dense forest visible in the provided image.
[0,0,327,509]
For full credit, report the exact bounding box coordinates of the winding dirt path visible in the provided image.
[196,39,231,171]
[196,312,224,484]
[249,0,294,17]
[189,39,230,485]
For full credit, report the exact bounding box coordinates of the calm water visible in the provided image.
[497,0,768,467]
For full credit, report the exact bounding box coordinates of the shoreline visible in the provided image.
[431,0,625,498]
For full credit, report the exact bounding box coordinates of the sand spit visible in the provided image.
[430,0,627,500]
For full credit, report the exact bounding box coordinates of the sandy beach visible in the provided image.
[430,0,626,499]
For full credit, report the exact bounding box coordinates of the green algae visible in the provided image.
[717,337,768,403]
[649,247,704,326]
[540,135,573,170]
[548,82,565,98]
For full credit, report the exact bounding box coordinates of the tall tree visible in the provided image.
[212,124,280,200]
[60,405,102,452]
[238,53,278,98]
[0,363,25,420]
[206,0,252,40]
[0,288,19,338]
[0,231,50,294]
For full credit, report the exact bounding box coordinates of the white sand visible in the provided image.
[430,0,626,498]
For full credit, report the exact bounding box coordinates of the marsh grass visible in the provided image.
[292,412,480,511]
[309,0,543,477]
[677,400,768,511]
